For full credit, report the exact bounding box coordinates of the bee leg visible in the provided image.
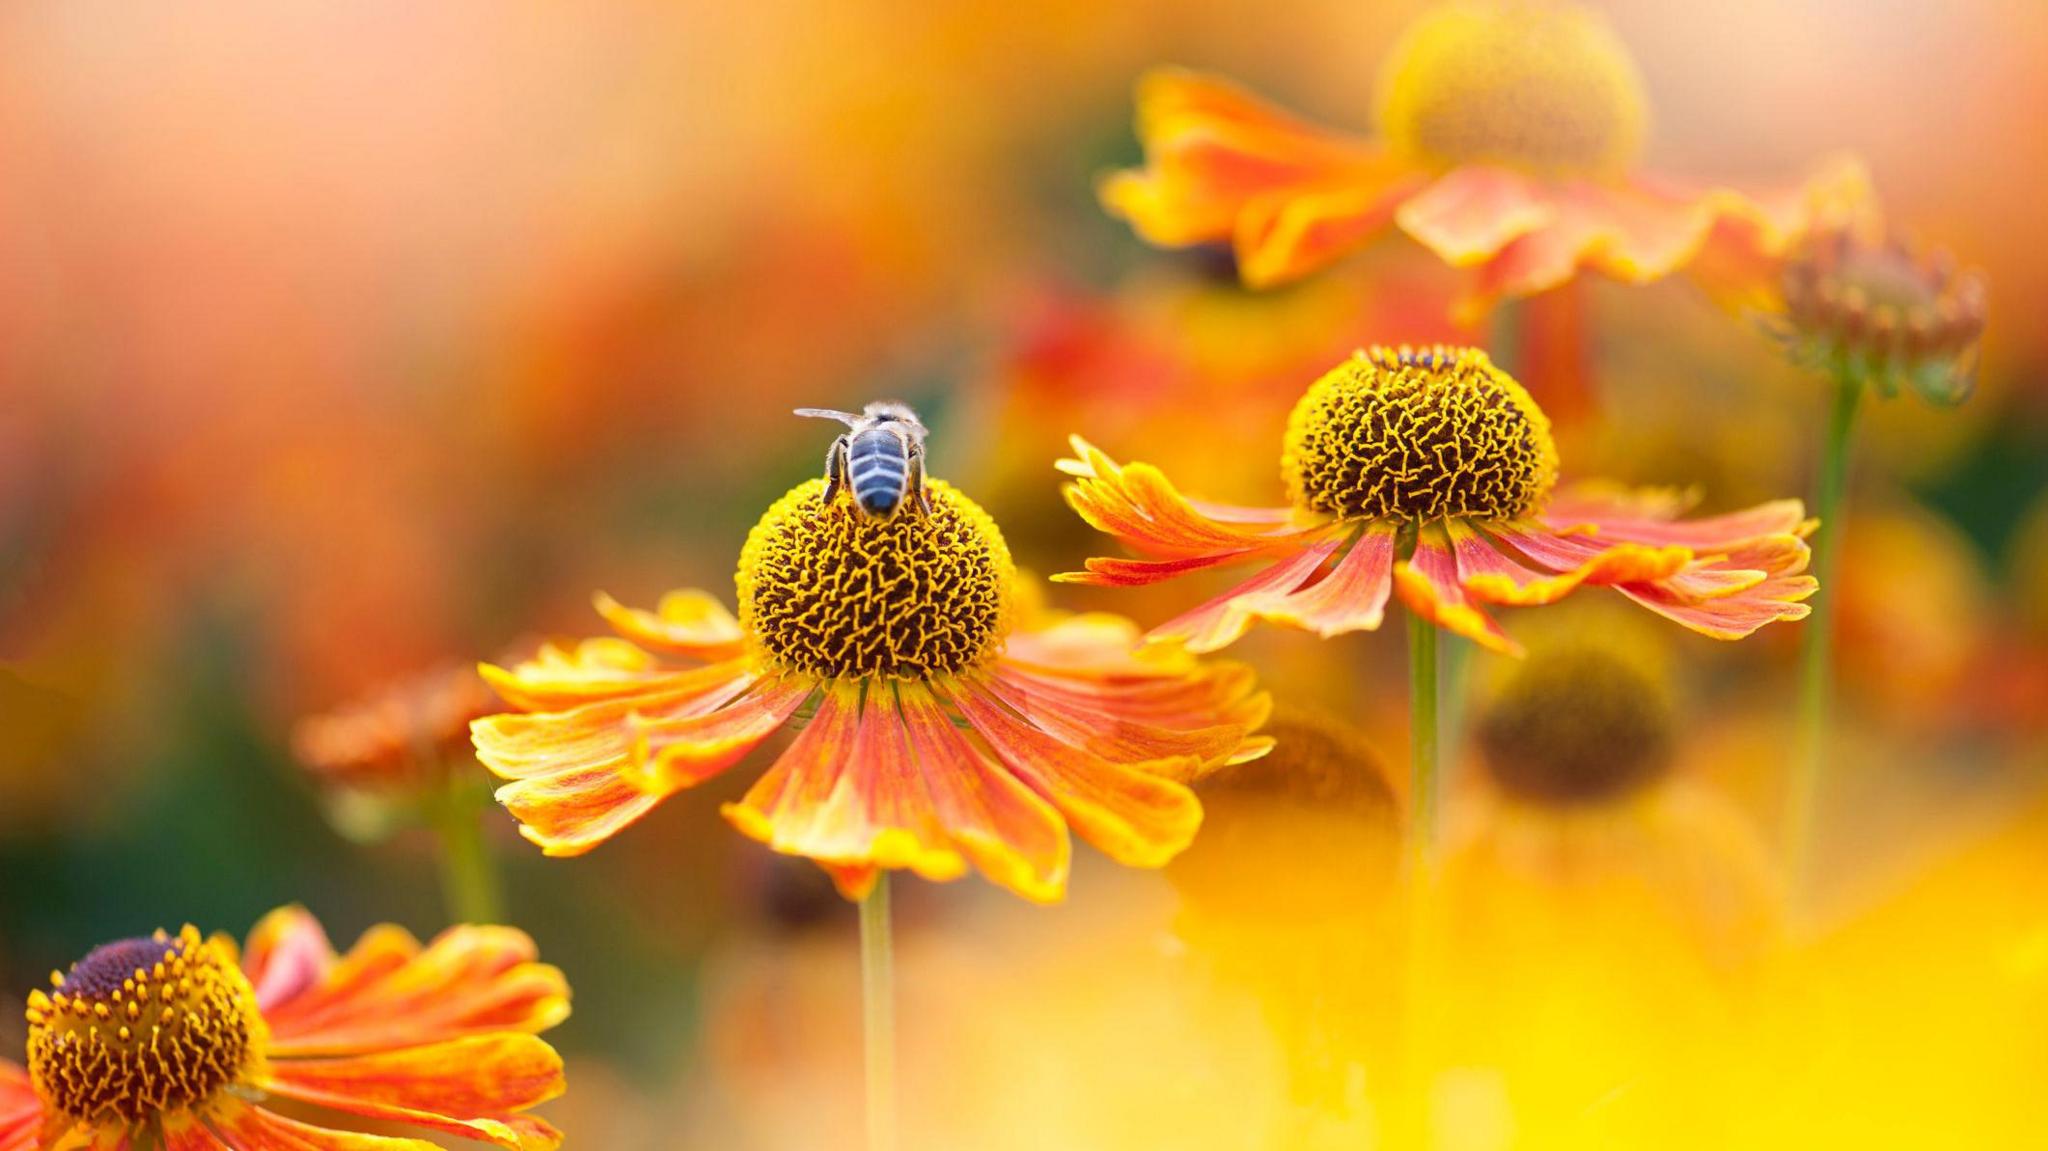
[822,437,850,505]
[909,445,933,514]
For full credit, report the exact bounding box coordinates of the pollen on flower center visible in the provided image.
[1282,346,1558,522]
[26,927,261,1123]
[738,478,1015,679]
[1475,645,1674,804]
[1375,0,1648,177]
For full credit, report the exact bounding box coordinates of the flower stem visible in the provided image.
[1787,368,1863,903]
[432,776,504,925]
[1407,611,1441,877]
[860,873,898,1151]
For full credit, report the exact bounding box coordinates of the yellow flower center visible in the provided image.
[1282,346,1558,522]
[1475,645,1674,804]
[738,478,1015,680]
[1376,0,1648,178]
[26,927,262,1124]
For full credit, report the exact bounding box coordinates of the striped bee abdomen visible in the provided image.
[847,426,911,516]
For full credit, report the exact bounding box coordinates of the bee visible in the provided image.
[794,401,933,519]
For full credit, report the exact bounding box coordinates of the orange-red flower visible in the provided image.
[8,907,568,1151]
[472,477,1271,903]
[291,663,501,800]
[1059,346,1816,656]
[1099,1,1868,319]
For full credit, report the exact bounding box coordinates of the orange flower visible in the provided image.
[1099,1,1868,319]
[1059,346,1816,656]
[472,477,1271,903]
[291,663,501,799]
[8,907,568,1151]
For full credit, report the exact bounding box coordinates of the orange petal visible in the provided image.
[897,684,1072,903]
[591,589,747,662]
[261,1035,563,1151]
[1148,536,1347,652]
[0,1063,42,1151]
[1099,67,1388,250]
[981,673,1260,782]
[950,681,1202,868]
[1235,173,1429,288]
[722,682,969,886]
[625,678,810,791]
[1056,435,1324,563]
[207,1097,449,1150]
[264,925,568,1057]
[1689,153,1877,312]
[495,760,665,858]
[1619,574,1817,639]
[1395,166,1557,267]
[471,660,758,780]
[1235,522,1398,636]
[1469,521,1691,606]
[160,1114,231,1151]
[476,638,667,712]
[1392,526,1521,655]
[242,906,337,1013]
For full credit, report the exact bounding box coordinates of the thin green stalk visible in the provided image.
[1786,368,1863,900]
[860,873,898,1151]
[431,776,504,925]
[1408,612,1441,878]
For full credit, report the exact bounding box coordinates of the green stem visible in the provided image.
[432,777,504,925]
[1787,369,1863,902]
[1407,612,1441,878]
[860,874,898,1151]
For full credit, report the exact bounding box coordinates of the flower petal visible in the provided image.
[1056,435,1326,565]
[1234,522,1398,637]
[949,680,1202,868]
[208,1098,445,1151]
[722,682,971,886]
[160,1114,233,1151]
[898,684,1072,903]
[259,1035,564,1151]
[1235,174,1430,288]
[1392,526,1521,655]
[494,760,665,858]
[624,677,810,791]
[243,906,337,1013]
[591,589,747,661]
[1395,166,1557,267]
[0,1063,42,1151]
[471,659,758,780]
[1148,535,1348,652]
[1618,574,1817,639]
[981,673,1259,782]
[1099,67,1389,252]
[1468,521,1691,606]
[264,924,568,1057]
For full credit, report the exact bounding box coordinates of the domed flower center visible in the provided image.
[1779,223,1988,405]
[1475,646,1674,804]
[738,478,1015,679]
[1376,0,1648,178]
[1282,346,1558,522]
[26,927,261,1123]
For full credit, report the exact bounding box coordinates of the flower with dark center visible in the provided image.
[1059,345,1818,655]
[473,469,1272,903]
[1474,645,1675,804]
[7,909,568,1150]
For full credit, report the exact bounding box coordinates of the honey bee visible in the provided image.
[794,401,933,519]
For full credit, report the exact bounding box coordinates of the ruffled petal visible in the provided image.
[1235,173,1430,288]
[263,924,568,1057]
[208,1098,442,1151]
[243,906,338,1013]
[1470,521,1691,606]
[494,762,665,858]
[1147,535,1347,652]
[1234,522,1399,637]
[897,683,1072,903]
[1395,166,1557,267]
[949,680,1203,868]
[1392,525,1521,655]
[1619,574,1817,639]
[0,1063,42,1151]
[980,673,1260,782]
[625,677,811,791]
[1098,67,1394,263]
[259,1035,564,1151]
[722,682,971,888]
[1056,435,1331,568]
[471,659,759,779]
[591,589,747,661]
[1688,153,1878,312]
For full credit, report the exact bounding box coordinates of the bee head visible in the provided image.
[862,400,927,438]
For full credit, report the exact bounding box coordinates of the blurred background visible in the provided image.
[2,1,2044,1147]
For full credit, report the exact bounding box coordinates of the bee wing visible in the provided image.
[793,408,862,426]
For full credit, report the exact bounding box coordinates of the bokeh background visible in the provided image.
[3,1,2044,1147]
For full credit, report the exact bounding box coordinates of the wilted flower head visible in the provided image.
[291,662,499,796]
[474,464,1272,904]
[1061,345,1817,655]
[9,907,568,1150]
[1770,220,1987,405]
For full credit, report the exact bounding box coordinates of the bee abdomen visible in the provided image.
[847,428,910,515]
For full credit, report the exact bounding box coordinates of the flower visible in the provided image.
[9,907,568,1150]
[1058,345,1817,655]
[1098,0,1868,318]
[1765,218,1988,405]
[471,476,1272,903]
[291,663,501,798]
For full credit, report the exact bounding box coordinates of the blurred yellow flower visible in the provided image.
[473,475,1272,903]
[1100,0,1865,318]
